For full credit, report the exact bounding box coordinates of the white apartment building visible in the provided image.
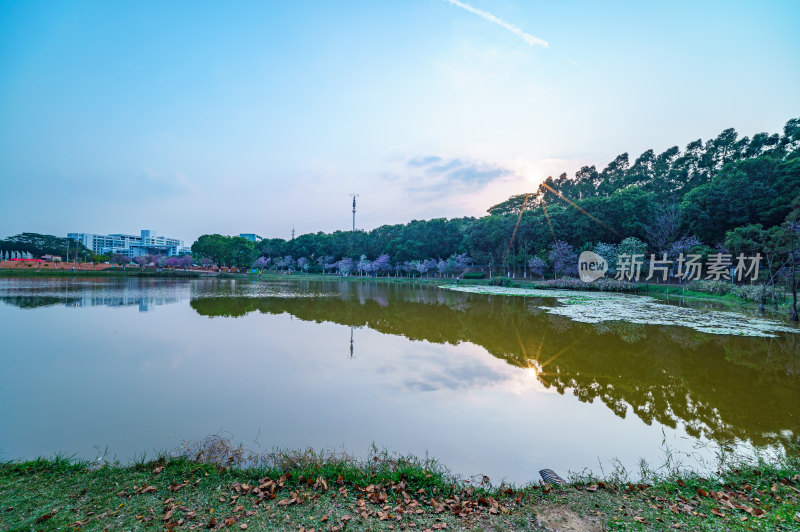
[67,230,189,257]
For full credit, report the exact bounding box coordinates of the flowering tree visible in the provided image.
[155,255,168,268]
[443,253,470,277]
[178,255,193,269]
[783,220,799,322]
[165,256,180,268]
[668,236,703,260]
[110,253,128,265]
[277,255,294,271]
[372,254,392,276]
[254,256,270,269]
[617,237,648,258]
[437,259,448,277]
[133,255,149,267]
[414,260,428,276]
[548,240,578,277]
[201,257,214,268]
[336,257,354,276]
[317,255,334,274]
[357,255,371,276]
[454,253,471,272]
[528,256,547,279]
[297,257,309,273]
[422,258,438,276]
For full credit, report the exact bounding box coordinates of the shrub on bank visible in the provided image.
[687,280,732,295]
[536,278,639,292]
[688,280,787,302]
[462,271,485,279]
[489,276,514,287]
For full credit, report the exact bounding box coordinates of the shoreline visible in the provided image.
[2,441,797,531]
[2,269,793,321]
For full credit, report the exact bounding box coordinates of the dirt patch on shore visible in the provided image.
[535,504,602,531]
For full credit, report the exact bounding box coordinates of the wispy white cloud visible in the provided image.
[444,0,549,48]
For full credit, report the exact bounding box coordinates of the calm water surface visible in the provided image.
[1,277,798,483]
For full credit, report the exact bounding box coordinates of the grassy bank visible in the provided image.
[2,442,798,531]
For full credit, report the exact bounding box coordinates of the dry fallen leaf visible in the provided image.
[35,512,55,524]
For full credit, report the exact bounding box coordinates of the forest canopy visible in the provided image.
[192,118,800,275]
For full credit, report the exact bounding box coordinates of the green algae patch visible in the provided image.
[442,285,800,338]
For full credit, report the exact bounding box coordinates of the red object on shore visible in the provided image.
[9,258,44,262]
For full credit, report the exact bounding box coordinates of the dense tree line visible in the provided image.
[191,119,800,317]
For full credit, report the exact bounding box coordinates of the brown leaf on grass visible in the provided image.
[163,509,175,521]
[208,516,217,528]
[168,482,189,492]
[240,524,248,530]
[676,479,686,487]
[585,484,598,492]
[710,508,725,517]
[35,512,55,523]
[745,507,765,517]
[696,488,709,497]
[153,466,165,475]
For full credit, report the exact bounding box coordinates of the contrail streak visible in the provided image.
[445,0,549,48]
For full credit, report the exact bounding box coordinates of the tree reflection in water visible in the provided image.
[189,280,800,452]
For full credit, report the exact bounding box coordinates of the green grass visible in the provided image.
[2,441,798,531]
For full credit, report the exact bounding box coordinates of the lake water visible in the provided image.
[1,277,798,484]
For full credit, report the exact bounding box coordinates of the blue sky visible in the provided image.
[1,0,798,243]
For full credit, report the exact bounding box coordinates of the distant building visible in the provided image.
[67,230,190,258]
[238,233,263,242]
[41,254,62,262]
